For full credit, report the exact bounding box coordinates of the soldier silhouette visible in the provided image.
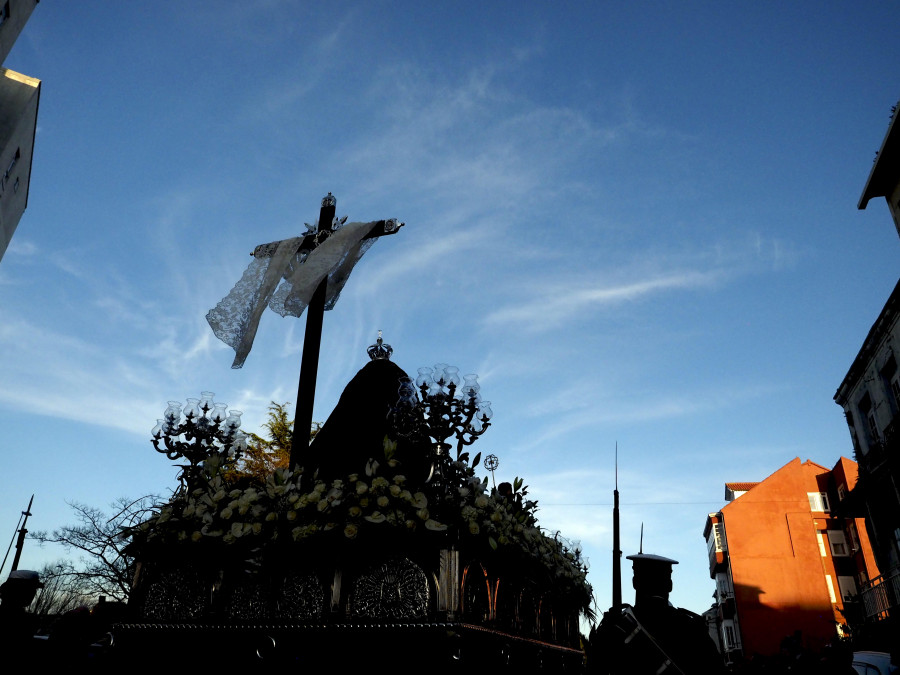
[589,552,724,674]
[0,569,42,655]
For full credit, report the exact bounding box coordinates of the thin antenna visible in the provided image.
[639,522,644,554]
[612,443,622,612]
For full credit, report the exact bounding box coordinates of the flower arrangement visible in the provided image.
[128,436,592,614]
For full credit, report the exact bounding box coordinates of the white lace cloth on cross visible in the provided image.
[206,221,380,368]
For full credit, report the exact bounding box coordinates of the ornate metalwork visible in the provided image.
[278,573,326,620]
[461,562,492,623]
[390,366,493,500]
[366,330,393,361]
[350,558,429,620]
[227,578,271,620]
[151,392,248,494]
[141,567,211,621]
[484,453,499,488]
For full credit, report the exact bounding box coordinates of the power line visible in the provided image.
[542,501,726,506]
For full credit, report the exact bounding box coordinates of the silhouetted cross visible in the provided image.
[207,192,403,471]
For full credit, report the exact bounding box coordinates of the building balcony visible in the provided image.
[860,564,900,622]
[861,415,900,474]
[708,548,727,577]
[716,597,736,621]
[705,516,728,577]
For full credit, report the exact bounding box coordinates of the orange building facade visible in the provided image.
[703,457,879,664]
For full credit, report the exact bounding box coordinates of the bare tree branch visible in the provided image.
[30,496,162,602]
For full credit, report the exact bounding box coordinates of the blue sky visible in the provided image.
[1,2,898,619]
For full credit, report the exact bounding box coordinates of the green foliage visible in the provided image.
[225,402,321,482]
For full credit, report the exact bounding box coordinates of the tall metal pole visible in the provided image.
[612,444,622,611]
[289,194,336,471]
[10,494,34,573]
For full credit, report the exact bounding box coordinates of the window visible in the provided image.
[858,393,879,444]
[838,576,858,602]
[825,575,837,604]
[5,147,18,177]
[882,354,900,413]
[868,412,879,441]
[827,530,849,557]
[847,521,861,552]
[707,522,726,553]
[721,621,737,650]
[808,492,830,512]
[837,484,846,501]
[716,572,732,598]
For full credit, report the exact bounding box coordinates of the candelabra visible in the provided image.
[391,365,493,501]
[151,391,249,493]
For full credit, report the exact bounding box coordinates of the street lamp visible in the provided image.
[151,391,249,493]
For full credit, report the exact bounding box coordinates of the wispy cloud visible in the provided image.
[5,239,38,257]
[484,269,722,329]
[0,315,162,435]
[482,231,796,332]
[514,381,783,453]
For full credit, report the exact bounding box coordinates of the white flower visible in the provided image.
[230,522,245,538]
[425,519,447,531]
[199,526,219,537]
[377,496,390,508]
[220,507,234,519]
[364,511,386,524]
[344,524,358,539]
[413,492,428,509]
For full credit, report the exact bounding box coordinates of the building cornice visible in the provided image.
[835,277,900,405]
[859,101,900,210]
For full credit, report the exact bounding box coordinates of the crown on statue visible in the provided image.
[367,330,393,361]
